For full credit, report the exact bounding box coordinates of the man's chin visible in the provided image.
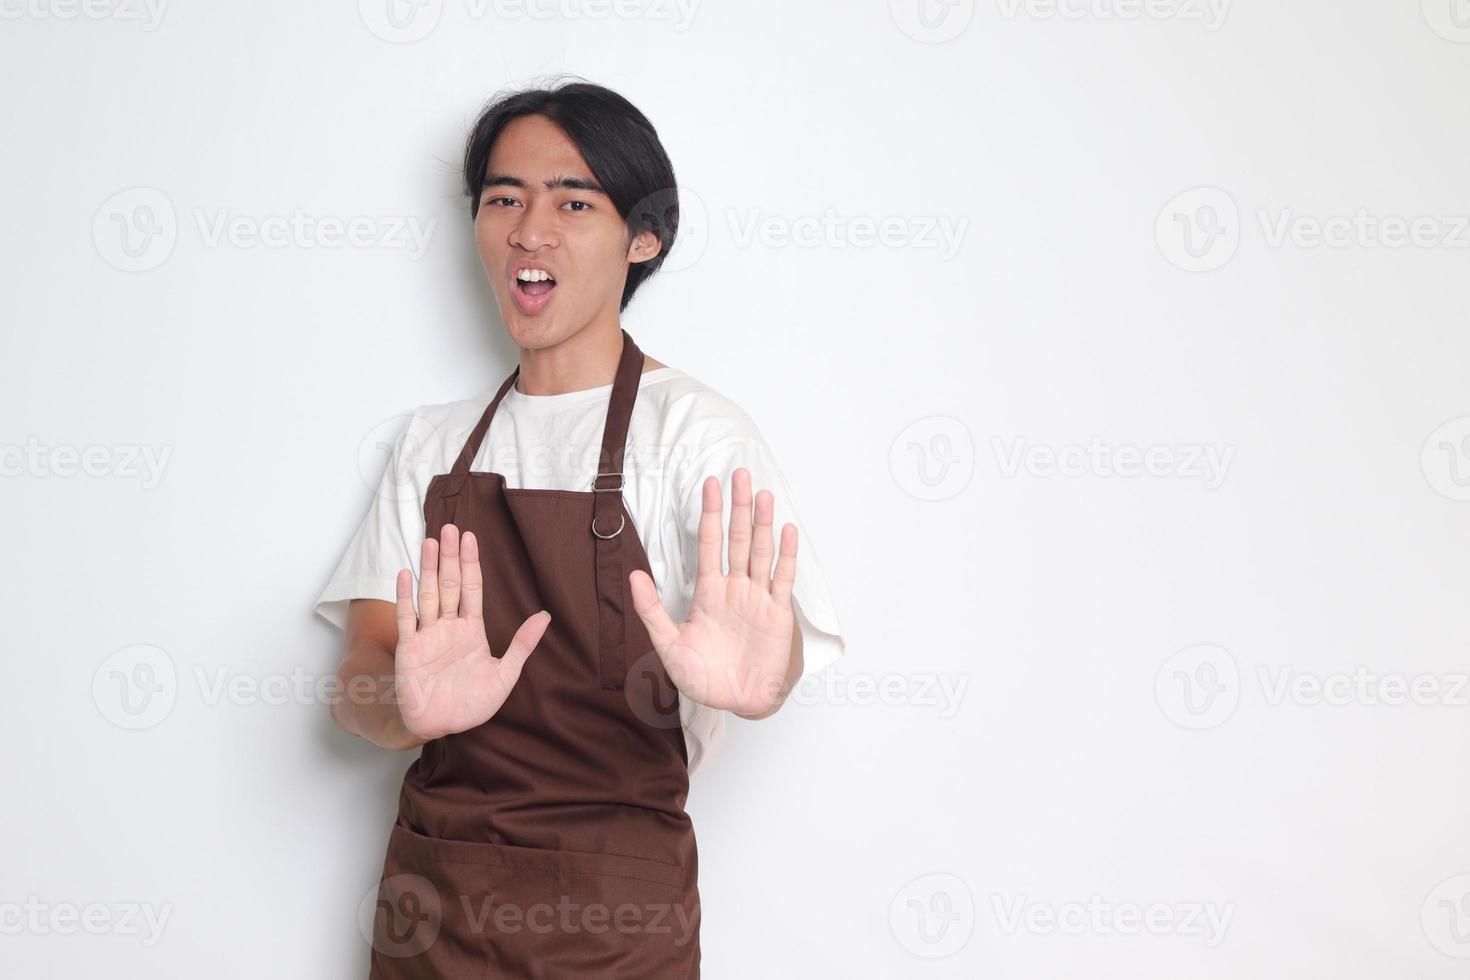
[501,315,570,351]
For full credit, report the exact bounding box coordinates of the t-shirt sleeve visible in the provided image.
[671,419,847,686]
[312,410,430,631]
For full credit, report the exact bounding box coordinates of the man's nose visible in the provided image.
[513,198,557,249]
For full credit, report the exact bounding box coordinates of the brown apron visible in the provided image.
[367,330,700,979]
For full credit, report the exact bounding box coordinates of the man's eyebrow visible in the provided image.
[481,172,607,194]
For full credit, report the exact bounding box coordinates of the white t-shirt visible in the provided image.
[313,365,846,775]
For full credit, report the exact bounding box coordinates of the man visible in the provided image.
[315,79,844,978]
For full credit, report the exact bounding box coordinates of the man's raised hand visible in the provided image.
[393,524,550,741]
[628,467,799,717]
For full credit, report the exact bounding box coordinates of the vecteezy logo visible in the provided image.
[1156,186,1240,272]
[889,415,974,502]
[358,0,443,43]
[1421,416,1470,502]
[358,413,449,503]
[92,644,178,730]
[360,873,443,958]
[1154,643,1240,730]
[889,0,975,43]
[633,186,706,274]
[623,649,685,730]
[1422,874,1470,958]
[889,872,975,958]
[93,187,177,272]
[1422,0,1470,42]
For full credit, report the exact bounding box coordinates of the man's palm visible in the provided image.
[630,468,799,717]
[394,525,550,742]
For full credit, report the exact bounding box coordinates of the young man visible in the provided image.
[314,80,844,978]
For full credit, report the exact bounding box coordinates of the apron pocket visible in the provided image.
[369,820,699,979]
[366,821,497,980]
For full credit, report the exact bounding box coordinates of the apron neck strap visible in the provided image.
[449,328,645,483]
[593,328,644,489]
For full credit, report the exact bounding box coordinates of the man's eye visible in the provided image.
[564,201,590,212]
[484,196,518,208]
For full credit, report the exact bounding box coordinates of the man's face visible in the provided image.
[474,114,657,350]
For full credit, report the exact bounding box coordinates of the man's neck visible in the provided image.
[515,321,665,395]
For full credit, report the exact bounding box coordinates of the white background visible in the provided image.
[4,0,1470,977]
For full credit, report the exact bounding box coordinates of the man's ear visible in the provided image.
[627,228,663,265]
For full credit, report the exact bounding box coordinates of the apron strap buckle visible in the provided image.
[590,472,624,492]
[591,471,625,537]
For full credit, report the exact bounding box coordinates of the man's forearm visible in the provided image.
[331,645,428,751]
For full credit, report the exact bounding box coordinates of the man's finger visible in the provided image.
[695,476,724,581]
[417,536,440,627]
[749,487,776,592]
[727,467,753,579]
[438,523,462,617]
[498,610,551,682]
[395,568,418,644]
[769,523,799,608]
[460,530,483,621]
[629,569,681,651]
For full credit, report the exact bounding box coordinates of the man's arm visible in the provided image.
[330,597,427,752]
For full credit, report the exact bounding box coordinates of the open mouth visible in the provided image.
[515,271,556,296]
[511,268,557,314]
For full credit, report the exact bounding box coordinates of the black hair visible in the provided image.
[461,76,679,313]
